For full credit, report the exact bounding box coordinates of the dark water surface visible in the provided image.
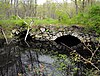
[0,39,75,76]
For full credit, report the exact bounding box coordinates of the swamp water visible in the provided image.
[0,40,75,76]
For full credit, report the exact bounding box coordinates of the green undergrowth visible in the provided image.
[0,19,99,34]
[0,18,59,26]
[0,18,60,38]
[34,18,59,25]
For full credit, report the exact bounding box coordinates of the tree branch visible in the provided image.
[61,42,100,72]
[1,29,8,44]
[24,21,33,47]
[90,47,99,61]
[17,15,34,47]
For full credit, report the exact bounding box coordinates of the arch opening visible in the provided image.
[54,35,92,58]
[54,35,81,47]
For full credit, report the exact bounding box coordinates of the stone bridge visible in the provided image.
[32,25,97,42]
[11,24,99,59]
[0,25,100,76]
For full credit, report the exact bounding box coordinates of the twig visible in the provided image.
[1,29,8,44]
[80,54,100,72]
[82,42,93,53]
[17,15,33,47]
[90,47,99,61]
[61,42,100,72]
[83,41,99,61]
[24,21,33,47]
[24,26,30,47]
[17,15,28,25]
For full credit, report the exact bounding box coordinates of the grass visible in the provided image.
[0,18,60,38]
[0,18,100,36]
[0,18,59,26]
[34,18,59,25]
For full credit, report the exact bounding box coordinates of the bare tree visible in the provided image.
[14,0,19,16]
[82,0,85,11]
[34,0,37,17]
[75,0,78,14]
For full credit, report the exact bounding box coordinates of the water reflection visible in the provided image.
[0,44,75,76]
[38,55,54,64]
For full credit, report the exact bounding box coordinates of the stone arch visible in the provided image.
[54,35,92,58]
[54,34,81,47]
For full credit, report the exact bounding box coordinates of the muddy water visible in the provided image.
[0,43,74,76]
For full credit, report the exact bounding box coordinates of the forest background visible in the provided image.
[0,0,100,38]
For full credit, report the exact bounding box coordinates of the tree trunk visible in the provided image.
[82,0,85,11]
[34,0,37,17]
[14,0,19,17]
[75,0,78,15]
[10,0,13,14]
